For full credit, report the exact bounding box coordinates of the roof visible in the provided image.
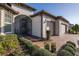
[0,4,18,14]
[56,16,69,23]
[14,3,36,11]
[30,10,56,18]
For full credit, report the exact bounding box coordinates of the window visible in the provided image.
[4,24,11,32]
[4,10,13,33]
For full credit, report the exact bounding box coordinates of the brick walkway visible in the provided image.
[33,34,79,51]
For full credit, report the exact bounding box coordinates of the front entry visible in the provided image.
[47,21,55,36]
[14,15,32,36]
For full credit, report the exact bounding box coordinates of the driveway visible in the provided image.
[33,34,79,51]
[50,34,79,51]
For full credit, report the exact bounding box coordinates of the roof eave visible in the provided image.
[0,4,18,14]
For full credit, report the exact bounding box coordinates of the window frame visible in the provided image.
[4,10,13,33]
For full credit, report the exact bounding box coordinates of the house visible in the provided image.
[0,3,70,39]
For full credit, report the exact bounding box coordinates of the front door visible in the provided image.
[20,18,32,36]
[20,19,27,35]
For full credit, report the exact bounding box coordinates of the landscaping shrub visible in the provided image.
[67,41,76,47]
[63,45,75,55]
[31,48,52,56]
[66,43,76,51]
[57,49,73,56]
[44,43,50,51]
[19,38,52,56]
[0,34,22,55]
[12,48,25,56]
[2,34,19,50]
[68,29,75,34]
[57,41,76,56]
[0,42,5,55]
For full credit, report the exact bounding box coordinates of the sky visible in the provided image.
[27,3,79,24]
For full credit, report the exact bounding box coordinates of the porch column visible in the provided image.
[1,10,5,35]
[12,15,15,33]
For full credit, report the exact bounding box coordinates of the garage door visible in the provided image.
[60,24,65,35]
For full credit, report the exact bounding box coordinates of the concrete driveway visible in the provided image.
[33,34,79,51]
[50,34,79,51]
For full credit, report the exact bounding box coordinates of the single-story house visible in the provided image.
[0,3,70,39]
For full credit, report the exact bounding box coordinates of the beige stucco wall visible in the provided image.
[12,4,34,16]
[55,20,59,36]
[0,8,5,35]
[31,15,41,38]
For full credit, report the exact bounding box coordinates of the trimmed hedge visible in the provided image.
[44,43,50,51]
[67,41,76,47]
[19,38,52,56]
[57,49,73,56]
[66,43,76,51]
[63,45,75,55]
[57,41,76,56]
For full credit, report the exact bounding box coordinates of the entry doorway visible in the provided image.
[47,21,55,36]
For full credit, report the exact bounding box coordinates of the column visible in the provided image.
[1,10,5,35]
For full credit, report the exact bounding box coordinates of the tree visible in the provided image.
[71,24,79,34]
[73,24,79,34]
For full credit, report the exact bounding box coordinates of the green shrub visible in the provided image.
[2,34,19,50]
[0,42,5,55]
[67,41,76,47]
[44,43,50,50]
[63,45,75,55]
[68,29,75,34]
[68,29,71,33]
[66,43,76,51]
[12,48,25,56]
[20,38,33,49]
[60,43,76,51]
[57,41,76,56]
[57,49,73,56]
[19,38,52,56]
[32,49,52,56]
[0,34,22,55]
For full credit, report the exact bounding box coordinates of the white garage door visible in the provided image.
[60,24,65,35]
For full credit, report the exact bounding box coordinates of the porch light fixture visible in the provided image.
[46,26,50,31]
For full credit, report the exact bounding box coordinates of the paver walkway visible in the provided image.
[33,34,79,51]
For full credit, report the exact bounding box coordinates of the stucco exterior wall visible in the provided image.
[55,20,59,36]
[12,4,34,16]
[31,15,41,38]
[0,8,5,35]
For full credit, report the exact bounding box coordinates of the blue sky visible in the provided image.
[27,3,79,24]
